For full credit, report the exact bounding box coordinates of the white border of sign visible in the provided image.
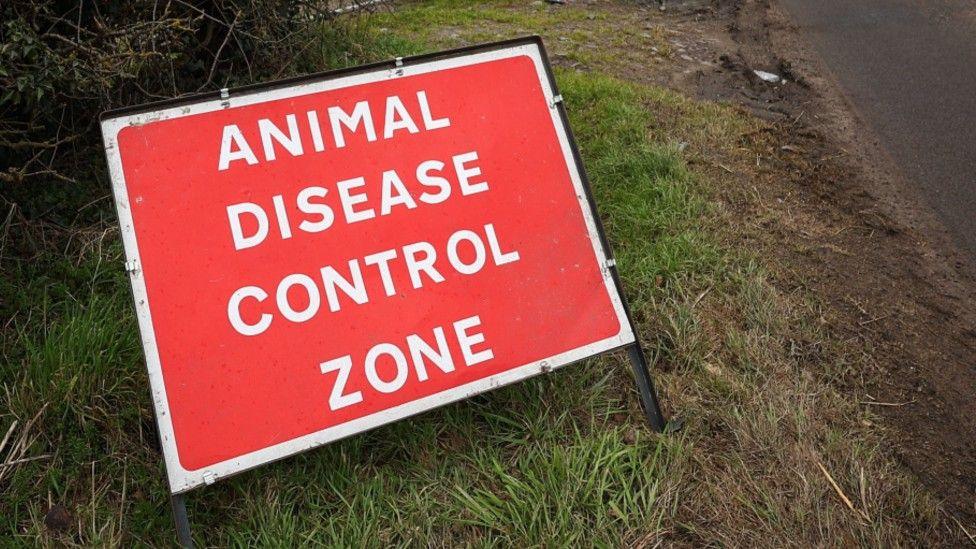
[102,39,637,494]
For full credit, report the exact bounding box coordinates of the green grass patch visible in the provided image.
[369,0,618,67]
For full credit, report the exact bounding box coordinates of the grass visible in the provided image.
[0,0,956,546]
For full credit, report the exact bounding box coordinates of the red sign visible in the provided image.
[102,38,634,493]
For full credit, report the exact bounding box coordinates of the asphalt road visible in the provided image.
[778,0,976,255]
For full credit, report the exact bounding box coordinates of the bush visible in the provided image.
[0,0,344,220]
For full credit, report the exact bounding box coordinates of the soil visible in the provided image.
[628,0,976,527]
[43,504,71,533]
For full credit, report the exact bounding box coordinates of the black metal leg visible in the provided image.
[626,343,667,432]
[170,493,193,548]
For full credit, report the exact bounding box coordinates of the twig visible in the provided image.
[76,194,111,213]
[691,287,712,309]
[0,421,17,457]
[171,0,251,36]
[197,12,238,92]
[860,399,915,407]
[0,201,14,259]
[817,461,867,521]
[0,404,48,485]
[945,511,976,546]
[0,454,51,468]
[858,313,890,327]
[858,467,871,522]
[0,134,79,150]
[0,168,78,185]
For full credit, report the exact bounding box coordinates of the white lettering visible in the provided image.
[227,286,272,336]
[218,125,258,170]
[307,110,325,152]
[384,95,420,139]
[446,229,487,275]
[485,223,520,265]
[258,114,303,162]
[317,316,493,406]
[402,241,445,289]
[226,202,269,250]
[329,101,377,148]
[320,260,369,312]
[455,315,493,366]
[320,356,363,410]
[276,273,320,323]
[364,343,409,393]
[380,170,418,215]
[336,176,375,223]
[407,327,455,381]
[363,249,399,297]
[218,92,452,169]
[417,90,451,130]
[416,160,450,204]
[297,186,334,233]
[223,227,521,331]
[271,194,292,240]
[453,151,488,195]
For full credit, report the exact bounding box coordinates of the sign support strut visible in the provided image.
[626,344,667,432]
[170,493,193,548]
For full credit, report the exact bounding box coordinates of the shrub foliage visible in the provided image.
[0,0,340,218]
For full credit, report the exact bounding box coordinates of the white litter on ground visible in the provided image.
[753,70,782,83]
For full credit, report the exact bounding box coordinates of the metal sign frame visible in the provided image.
[101,35,666,546]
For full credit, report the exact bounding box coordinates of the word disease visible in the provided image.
[219,89,520,409]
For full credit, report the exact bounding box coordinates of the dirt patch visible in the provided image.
[43,504,71,534]
[647,0,976,526]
